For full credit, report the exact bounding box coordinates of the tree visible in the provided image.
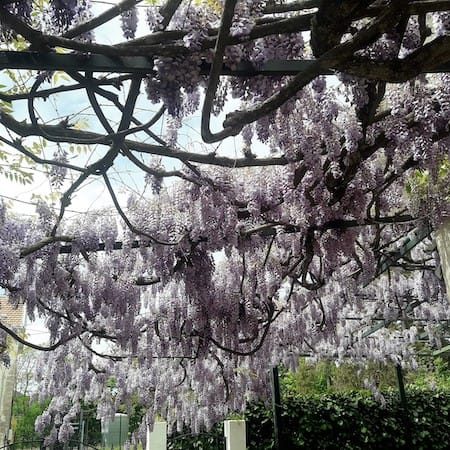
[0,0,450,440]
[12,395,48,443]
[15,348,38,398]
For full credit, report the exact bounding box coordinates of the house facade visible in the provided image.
[0,296,25,448]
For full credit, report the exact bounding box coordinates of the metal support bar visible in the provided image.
[0,51,156,74]
[375,225,432,277]
[396,364,412,449]
[79,409,84,450]
[433,343,450,356]
[0,51,327,75]
[271,366,283,450]
[361,299,422,338]
[396,364,407,410]
[1,51,450,75]
[360,225,432,338]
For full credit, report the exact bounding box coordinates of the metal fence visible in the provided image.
[2,432,226,450]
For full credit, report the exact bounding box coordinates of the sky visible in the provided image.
[0,0,253,218]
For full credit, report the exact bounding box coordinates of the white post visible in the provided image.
[224,420,246,450]
[146,421,167,450]
[436,221,450,299]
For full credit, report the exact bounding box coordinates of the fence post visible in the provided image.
[79,409,84,450]
[396,364,412,449]
[271,366,283,450]
[145,422,167,450]
[224,420,246,450]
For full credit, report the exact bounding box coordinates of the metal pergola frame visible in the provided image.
[1,51,450,76]
[357,224,450,356]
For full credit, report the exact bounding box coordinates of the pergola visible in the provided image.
[1,1,450,444]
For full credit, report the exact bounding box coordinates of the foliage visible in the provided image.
[406,158,450,219]
[166,389,450,450]
[0,147,34,185]
[168,425,224,450]
[405,357,450,391]
[79,404,102,445]
[281,357,450,396]
[244,390,450,450]
[12,395,49,442]
[118,400,146,435]
[12,397,103,445]
[281,359,399,396]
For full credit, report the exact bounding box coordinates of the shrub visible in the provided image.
[245,390,450,450]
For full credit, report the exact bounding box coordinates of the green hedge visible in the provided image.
[168,390,450,449]
[245,390,450,450]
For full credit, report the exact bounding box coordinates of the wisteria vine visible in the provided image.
[0,0,450,442]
